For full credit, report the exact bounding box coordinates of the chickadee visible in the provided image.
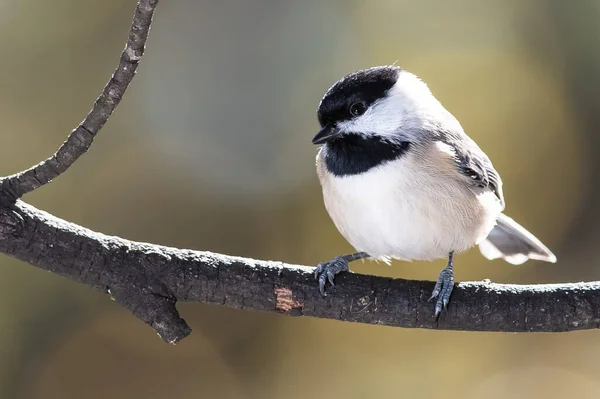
[312,65,556,317]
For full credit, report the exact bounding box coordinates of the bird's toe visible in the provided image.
[314,256,350,296]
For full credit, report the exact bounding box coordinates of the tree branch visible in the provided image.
[0,0,598,344]
[0,201,599,343]
[0,0,158,202]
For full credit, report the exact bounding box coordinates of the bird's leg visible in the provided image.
[314,252,369,296]
[429,251,455,319]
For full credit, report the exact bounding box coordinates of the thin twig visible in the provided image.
[0,0,158,201]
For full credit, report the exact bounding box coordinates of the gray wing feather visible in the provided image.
[450,135,505,207]
[434,127,504,206]
[435,129,554,264]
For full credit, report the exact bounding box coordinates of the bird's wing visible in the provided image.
[442,132,505,208]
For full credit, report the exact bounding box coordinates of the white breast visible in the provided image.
[317,144,502,262]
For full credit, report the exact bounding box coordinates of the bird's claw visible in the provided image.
[314,256,350,296]
[429,265,454,319]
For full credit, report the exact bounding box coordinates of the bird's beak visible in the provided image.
[311,125,341,144]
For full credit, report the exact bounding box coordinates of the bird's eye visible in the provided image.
[349,102,366,117]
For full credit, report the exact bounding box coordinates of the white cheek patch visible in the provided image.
[337,94,405,139]
[337,71,451,141]
[341,102,403,138]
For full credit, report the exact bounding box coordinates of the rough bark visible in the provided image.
[1,202,599,343]
[0,0,598,344]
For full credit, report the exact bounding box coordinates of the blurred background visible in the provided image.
[0,0,599,397]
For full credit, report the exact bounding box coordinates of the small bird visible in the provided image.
[312,65,556,317]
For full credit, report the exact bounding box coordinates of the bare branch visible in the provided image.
[0,201,597,343]
[0,0,158,201]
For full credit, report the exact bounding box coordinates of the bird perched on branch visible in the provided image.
[312,65,556,317]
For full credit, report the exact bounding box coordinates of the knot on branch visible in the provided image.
[123,46,143,63]
[0,207,25,240]
[108,283,191,344]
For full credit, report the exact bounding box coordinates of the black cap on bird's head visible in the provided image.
[312,66,401,144]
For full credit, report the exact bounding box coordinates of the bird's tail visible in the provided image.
[478,213,557,265]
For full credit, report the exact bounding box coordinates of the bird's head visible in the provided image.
[312,65,450,146]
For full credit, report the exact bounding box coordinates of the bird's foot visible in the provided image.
[314,256,350,296]
[429,257,455,319]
